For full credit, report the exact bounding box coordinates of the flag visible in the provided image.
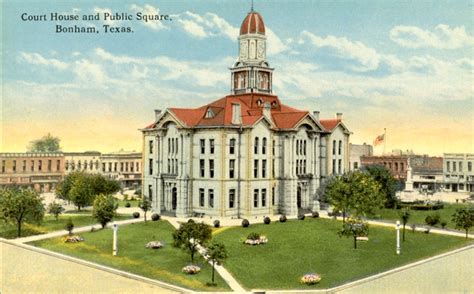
[374,134,385,146]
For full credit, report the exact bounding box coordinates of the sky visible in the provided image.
[1,0,473,156]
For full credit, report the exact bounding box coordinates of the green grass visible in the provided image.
[115,199,140,208]
[0,214,131,239]
[30,221,230,292]
[371,203,474,230]
[213,218,472,290]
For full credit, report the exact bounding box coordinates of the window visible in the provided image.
[125,162,129,172]
[168,138,171,154]
[459,161,463,172]
[338,140,342,155]
[272,139,275,155]
[338,159,342,174]
[209,189,214,208]
[102,163,106,172]
[262,138,267,154]
[175,138,179,154]
[272,187,275,206]
[148,185,153,201]
[262,159,267,178]
[136,162,139,172]
[254,137,259,154]
[131,162,134,172]
[453,162,457,172]
[253,189,259,208]
[395,162,399,171]
[332,159,336,174]
[468,162,472,172]
[120,163,124,172]
[401,162,404,171]
[149,140,153,154]
[200,159,205,177]
[254,160,259,178]
[303,140,307,155]
[167,159,170,173]
[261,189,267,207]
[229,138,235,154]
[272,159,275,177]
[38,160,42,171]
[296,160,299,175]
[303,160,307,174]
[209,160,214,178]
[210,139,215,154]
[229,159,235,178]
[354,162,359,170]
[149,159,153,175]
[114,163,118,172]
[1,160,5,173]
[206,109,214,118]
[13,160,16,172]
[23,160,26,172]
[446,161,450,172]
[200,139,205,154]
[300,140,303,155]
[31,160,35,172]
[108,162,112,172]
[199,188,205,207]
[332,140,336,155]
[229,189,235,208]
[57,160,60,171]
[84,160,88,170]
[296,140,299,155]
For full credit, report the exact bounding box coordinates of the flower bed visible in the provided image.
[182,265,201,275]
[145,241,163,249]
[243,232,268,245]
[300,273,321,285]
[63,235,84,243]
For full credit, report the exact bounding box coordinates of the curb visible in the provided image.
[0,238,195,294]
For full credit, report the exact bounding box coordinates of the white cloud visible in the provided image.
[130,4,167,31]
[299,31,381,72]
[266,28,289,55]
[93,7,116,26]
[390,24,474,49]
[73,59,107,85]
[176,11,238,40]
[19,52,68,70]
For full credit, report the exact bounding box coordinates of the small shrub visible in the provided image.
[263,216,271,224]
[298,214,305,220]
[279,215,287,223]
[312,211,320,218]
[247,232,261,240]
[132,212,140,218]
[151,213,160,221]
[213,219,220,228]
[125,202,131,208]
[441,221,447,229]
[242,219,250,228]
[65,218,74,235]
[425,214,440,226]
[411,224,416,233]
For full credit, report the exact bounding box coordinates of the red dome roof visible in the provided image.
[240,12,265,35]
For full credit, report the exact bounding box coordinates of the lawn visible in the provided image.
[213,218,472,290]
[30,221,231,292]
[371,203,474,230]
[0,214,131,239]
[115,199,140,208]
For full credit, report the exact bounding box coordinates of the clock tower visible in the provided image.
[230,9,273,94]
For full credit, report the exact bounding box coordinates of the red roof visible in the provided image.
[145,93,310,130]
[319,119,341,131]
[240,12,265,35]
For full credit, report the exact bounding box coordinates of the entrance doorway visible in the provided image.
[297,186,302,208]
[172,187,177,210]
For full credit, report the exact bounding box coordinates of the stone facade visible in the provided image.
[443,153,474,193]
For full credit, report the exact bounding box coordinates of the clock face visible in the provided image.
[240,41,248,59]
[257,42,265,59]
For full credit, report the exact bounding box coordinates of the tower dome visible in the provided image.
[240,12,265,35]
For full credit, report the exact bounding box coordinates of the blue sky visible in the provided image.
[1,0,473,155]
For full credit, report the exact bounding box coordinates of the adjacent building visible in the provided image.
[405,156,443,193]
[361,154,408,181]
[141,9,351,218]
[0,153,64,192]
[101,150,142,189]
[349,143,373,171]
[443,153,474,193]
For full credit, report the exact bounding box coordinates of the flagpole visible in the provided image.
[383,128,387,155]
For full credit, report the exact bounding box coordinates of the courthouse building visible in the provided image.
[141,9,350,218]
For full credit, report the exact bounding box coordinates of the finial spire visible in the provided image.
[251,0,254,12]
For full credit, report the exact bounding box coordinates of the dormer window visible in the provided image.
[271,101,277,108]
[257,98,263,107]
[205,108,214,118]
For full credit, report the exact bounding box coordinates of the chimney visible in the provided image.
[263,102,271,118]
[231,103,242,124]
[154,109,162,121]
[313,111,320,120]
[336,113,343,121]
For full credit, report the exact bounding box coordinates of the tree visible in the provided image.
[28,133,61,152]
[206,241,228,285]
[65,218,74,235]
[139,198,152,222]
[452,207,474,239]
[338,217,369,249]
[0,187,45,237]
[324,171,384,222]
[56,172,120,211]
[399,208,410,241]
[173,220,212,264]
[363,165,398,208]
[92,194,117,228]
[47,202,65,221]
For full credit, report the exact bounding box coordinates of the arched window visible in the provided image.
[262,138,267,154]
[338,140,342,155]
[254,137,259,154]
